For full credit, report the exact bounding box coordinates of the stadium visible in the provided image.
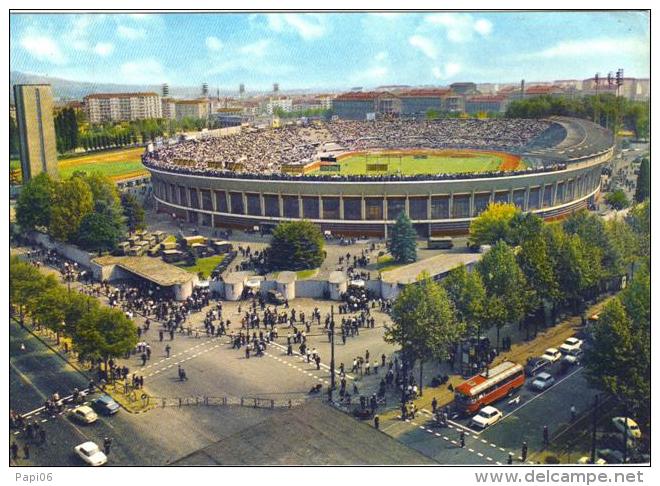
[144,116,614,236]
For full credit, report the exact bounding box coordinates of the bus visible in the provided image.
[427,237,454,249]
[453,361,525,415]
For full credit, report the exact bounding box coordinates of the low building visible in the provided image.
[399,89,451,116]
[465,95,509,115]
[266,97,293,115]
[332,91,401,120]
[175,99,209,120]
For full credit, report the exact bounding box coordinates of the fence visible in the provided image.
[149,395,307,410]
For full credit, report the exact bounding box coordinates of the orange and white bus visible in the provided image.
[454,361,525,415]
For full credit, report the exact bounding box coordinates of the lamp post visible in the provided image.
[329,305,336,402]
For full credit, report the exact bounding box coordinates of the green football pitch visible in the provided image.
[312,150,522,176]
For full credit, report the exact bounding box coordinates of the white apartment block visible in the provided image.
[161,98,177,120]
[174,99,209,120]
[266,97,293,115]
[84,92,162,123]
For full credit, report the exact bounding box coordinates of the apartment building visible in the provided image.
[84,92,162,123]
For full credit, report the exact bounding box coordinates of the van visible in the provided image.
[427,237,454,250]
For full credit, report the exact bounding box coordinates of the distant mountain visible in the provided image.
[10,71,341,103]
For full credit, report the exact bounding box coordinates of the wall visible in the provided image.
[27,231,93,268]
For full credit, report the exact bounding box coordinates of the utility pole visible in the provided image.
[590,395,599,464]
[623,415,629,463]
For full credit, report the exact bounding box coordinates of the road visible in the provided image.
[381,359,597,465]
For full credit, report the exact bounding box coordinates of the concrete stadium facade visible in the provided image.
[148,117,614,237]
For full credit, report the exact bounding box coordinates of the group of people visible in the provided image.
[142,118,565,182]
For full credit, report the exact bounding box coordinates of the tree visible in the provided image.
[73,306,137,373]
[469,202,520,247]
[389,212,417,264]
[605,189,630,210]
[15,173,56,231]
[33,286,68,343]
[49,177,94,242]
[634,157,650,203]
[268,220,325,271]
[121,192,146,232]
[508,211,543,246]
[10,257,58,326]
[76,207,124,252]
[517,234,560,336]
[442,264,486,339]
[9,115,19,156]
[386,272,463,395]
[477,241,530,350]
[583,297,649,426]
[627,201,650,262]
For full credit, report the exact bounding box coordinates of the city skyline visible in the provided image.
[10,12,650,90]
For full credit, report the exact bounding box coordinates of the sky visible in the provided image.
[10,11,650,91]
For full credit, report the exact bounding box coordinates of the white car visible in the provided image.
[541,347,562,363]
[612,417,642,439]
[471,406,503,429]
[559,337,583,354]
[74,441,107,466]
[562,348,583,365]
[531,372,556,391]
[69,405,98,424]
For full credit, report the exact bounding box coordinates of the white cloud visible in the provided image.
[425,13,493,43]
[120,59,165,83]
[20,34,67,65]
[117,25,146,40]
[239,39,270,57]
[518,37,648,60]
[206,36,223,51]
[432,62,462,79]
[266,14,327,40]
[374,51,388,62]
[93,42,114,56]
[409,35,438,60]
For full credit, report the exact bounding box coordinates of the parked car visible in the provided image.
[559,337,583,354]
[612,417,642,439]
[562,348,583,366]
[74,441,107,466]
[69,405,98,424]
[524,357,551,377]
[541,347,562,363]
[530,372,556,391]
[471,406,503,429]
[91,395,120,415]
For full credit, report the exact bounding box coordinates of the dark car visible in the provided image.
[524,357,551,377]
[91,395,120,415]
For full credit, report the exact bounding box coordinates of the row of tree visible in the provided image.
[10,256,138,372]
[15,172,145,252]
[505,94,649,139]
[385,199,650,394]
[54,108,79,153]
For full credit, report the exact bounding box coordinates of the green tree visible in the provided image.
[268,220,325,271]
[627,201,650,262]
[477,241,530,350]
[9,257,58,326]
[15,173,56,231]
[33,286,68,343]
[634,157,650,203]
[469,202,520,247]
[508,211,544,246]
[386,272,463,395]
[10,115,19,156]
[442,264,486,339]
[50,177,94,242]
[605,189,630,210]
[389,212,417,264]
[121,192,146,232]
[76,207,124,252]
[73,306,138,373]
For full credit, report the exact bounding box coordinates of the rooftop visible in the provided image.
[92,255,195,287]
[84,92,160,99]
[381,252,482,285]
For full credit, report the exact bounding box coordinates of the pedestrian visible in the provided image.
[521,441,528,462]
[23,444,30,459]
[103,437,112,455]
[159,330,163,342]
[570,405,577,422]
[39,429,46,445]
[374,415,380,430]
[165,344,171,358]
[543,425,549,447]
[460,430,465,448]
[11,442,19,461]
[431,397,438,414]
[507,452,513,464]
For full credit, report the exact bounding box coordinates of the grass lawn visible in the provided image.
[376,254,406,273]
[175,254,226,278]
[10,159,20,171]
[58,147,148,181]
[312,149,523,176]
[271,269,319,280]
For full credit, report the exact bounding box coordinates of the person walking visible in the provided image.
[374,415,380,430]
[570,405,577,422]
[10,442,19,461]
[103,437,112,455]
[521,441,528,462]
[543,425,549,447]
[165,344,171,358]
[460,430,465,448]
[23,444,30,460]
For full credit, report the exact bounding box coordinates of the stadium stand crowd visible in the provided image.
[142,118,560,181]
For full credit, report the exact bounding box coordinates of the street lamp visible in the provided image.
[328,305,336,403]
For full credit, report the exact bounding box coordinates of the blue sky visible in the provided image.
[10,12,650,90]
